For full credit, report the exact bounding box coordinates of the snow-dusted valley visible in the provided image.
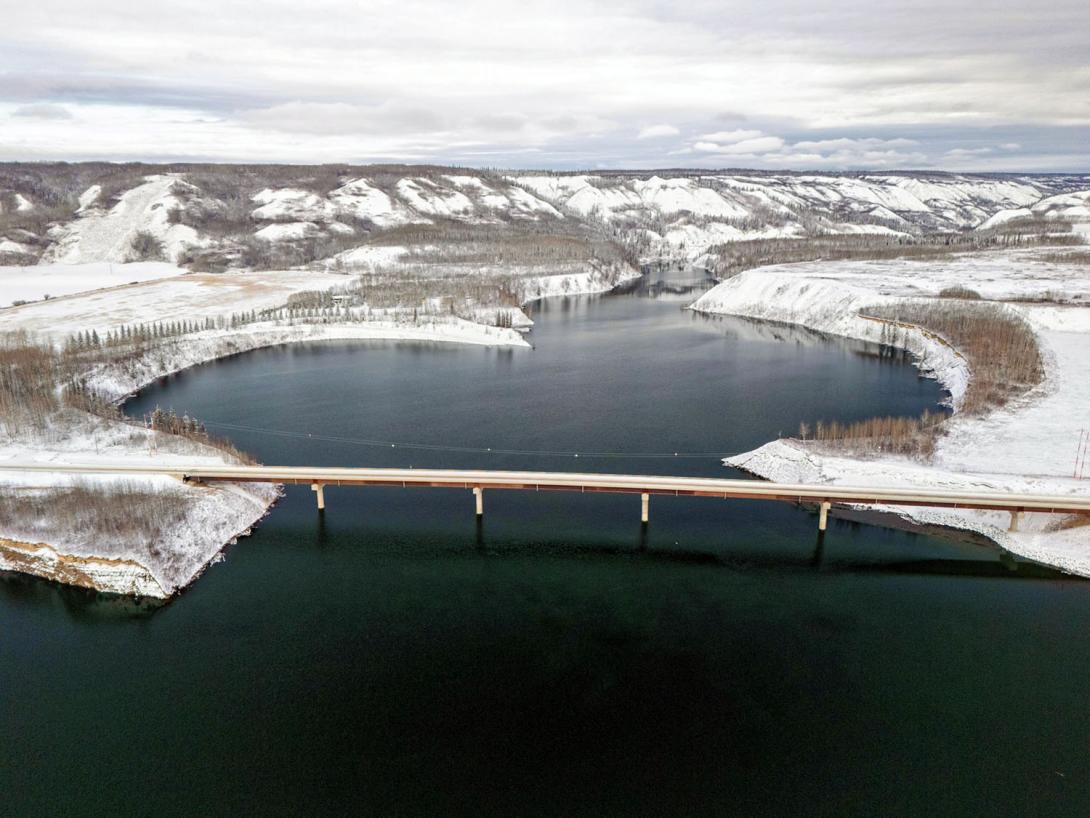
[1,163,1090,596]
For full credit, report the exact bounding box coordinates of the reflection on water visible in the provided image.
[633,262,716,297]
[0,568,164,621]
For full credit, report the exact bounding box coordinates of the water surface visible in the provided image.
[2,275,1087,816]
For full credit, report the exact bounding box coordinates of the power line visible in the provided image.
[199,419,739,460]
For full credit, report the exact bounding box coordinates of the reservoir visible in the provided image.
[2,273,1088,816]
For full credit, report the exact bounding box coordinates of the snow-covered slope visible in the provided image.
[978,188,1090,229]
[0,193,33,214]
[247,173,564,242]
[43,175,205,264]
[514,172,1086,263]
[4,167,1087,270]
[516,172,1046,229]
[1030,189,1090,222]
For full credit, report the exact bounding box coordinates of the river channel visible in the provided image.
[2,271,1087,816]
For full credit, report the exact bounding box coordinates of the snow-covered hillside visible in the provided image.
[0,166,574,270]
[242,173,564,246]
[2,165,1087,273]
[43,175,206,265]
[516,172,1045,229]
[979,189,1090,230]
[514,172,1089,263]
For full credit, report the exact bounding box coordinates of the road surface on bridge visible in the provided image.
[2,462,1089,529]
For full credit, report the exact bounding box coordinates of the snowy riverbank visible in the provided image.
[0,307,530,597]
[0,253,629,597]
[691,250,1090,576]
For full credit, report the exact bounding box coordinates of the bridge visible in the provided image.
[4,462,1090,532]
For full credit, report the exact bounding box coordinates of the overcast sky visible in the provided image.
[2,0,1088,171]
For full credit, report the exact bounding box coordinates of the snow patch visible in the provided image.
[78,185,101,211]
[251,188,333,222]
[45,175,203,264]
[395,178,474,217]
[0,239,34,257]
[254,222,321,242]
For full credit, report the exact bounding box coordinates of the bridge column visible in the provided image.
[641,493,649,523]
[1008,510,1021,532]
[311,483,325,511]
[473,487,483,517]
[818,501,831,531]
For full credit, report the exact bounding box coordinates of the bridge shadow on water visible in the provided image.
[0,507,1063,626]
[464,522,1060,578]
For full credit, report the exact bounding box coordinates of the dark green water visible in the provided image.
[2,276,1088,816]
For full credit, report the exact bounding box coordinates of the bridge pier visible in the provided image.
[311,483,325,511]
[473,487,483,517]
[641,493,649,523]
[1008,510,1021,532]
[818,501,831,531]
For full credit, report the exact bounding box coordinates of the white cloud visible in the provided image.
[714,136,786,155]
[636,124,680,139]
[682,133,932,169]
[793,137,918,152]
[944,147,993,158]
[697,129,762,143]
[692,133,784,154]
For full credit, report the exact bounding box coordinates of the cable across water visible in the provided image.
[199,419,741,460]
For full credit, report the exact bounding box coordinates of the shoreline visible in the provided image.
[6,252,1086,596]
[691,252,1090,578]
[0,268,632,598]
[0,319,532,598]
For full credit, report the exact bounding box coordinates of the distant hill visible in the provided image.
[1,163,1087,271]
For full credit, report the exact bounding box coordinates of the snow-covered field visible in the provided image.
[0,261,185,306]
[5,269,352,340]
[692,248,1090,576]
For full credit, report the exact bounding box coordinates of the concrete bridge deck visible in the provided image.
[3,462,1089,531]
